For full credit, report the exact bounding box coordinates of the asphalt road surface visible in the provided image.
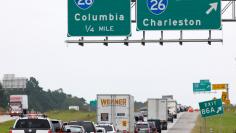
[0,115,15,123]
[166,112,199,133]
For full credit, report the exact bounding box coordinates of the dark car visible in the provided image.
[68,121,96,133]
[148,119,162,132]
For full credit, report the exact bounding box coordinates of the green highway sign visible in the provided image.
[199,99,224,118]
[68,0,131,36]
[137,0,221,30]
[193,80,211,92]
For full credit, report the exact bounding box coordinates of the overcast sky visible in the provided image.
[0,0,236,108]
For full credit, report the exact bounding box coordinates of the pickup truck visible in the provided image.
[9,114,55,133]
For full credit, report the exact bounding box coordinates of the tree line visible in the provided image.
[0,77,88,112]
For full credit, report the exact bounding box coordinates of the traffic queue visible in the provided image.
[9,94,191,133]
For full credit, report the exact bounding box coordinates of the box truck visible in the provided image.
[9,95,28,116]
[167,99,177,119]
[148,98,168,130]
[97,94,134,133]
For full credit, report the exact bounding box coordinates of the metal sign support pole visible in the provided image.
[179,30,183,45]
[208,30,212,45]
[104,36,108,46]
[142,31,145,46]
[233,1,235,19]
[219,115,223,133]
[204,118,207,133]
[79,37,84,46]
[226,84,229,100]
[160,31,164,45]
[124,36,129,46]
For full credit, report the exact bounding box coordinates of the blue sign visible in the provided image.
[74,0,94,10]
[147,0,168,15]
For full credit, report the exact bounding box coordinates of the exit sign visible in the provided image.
[199,99,224,118]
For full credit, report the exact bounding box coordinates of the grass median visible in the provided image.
[46,110,96,122]
[192,108,236,133]
[0,120,15,133]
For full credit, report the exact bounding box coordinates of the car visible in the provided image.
[97,123,116,133]
[135,121,151,133]
[96,127,106,133]
[68,121,96,133]
[167,114,174,123]
[63,125,85,133]
[51,119,63,133]
[188,107,194,112]
[9,113,55,133]
[147,119,162,133]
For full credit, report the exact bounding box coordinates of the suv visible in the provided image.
[147,119,162,133]
[9,114,55,133]
[96,123,116,133]
[68,121,96,133]
[135,122,151,133]
[51,119,63,133]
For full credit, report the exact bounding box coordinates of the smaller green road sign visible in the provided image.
[68,0,131,36]
[193,80,211,92]
[137,0,221,30]
[199,99,224,118]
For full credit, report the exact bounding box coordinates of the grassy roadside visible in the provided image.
[192,110,236,133]
[0,120,15,133]
[191,115,201,133]
[46,110,96,122]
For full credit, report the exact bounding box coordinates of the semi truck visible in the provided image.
[167,99,177,119]
[97,94,134,133]
[9,95,28,116]
[148,98,168,130]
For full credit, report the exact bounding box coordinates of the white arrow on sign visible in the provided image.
[216,106,222,113]
[206,2,218,15]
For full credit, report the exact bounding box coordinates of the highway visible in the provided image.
[166,112,199,133]
[0,115,14,123]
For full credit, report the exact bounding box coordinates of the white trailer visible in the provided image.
[97,94,134,133]
[9,95,28,116]
[69,106,80,111]
[148,98,168,130]
[167,100,177,119]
